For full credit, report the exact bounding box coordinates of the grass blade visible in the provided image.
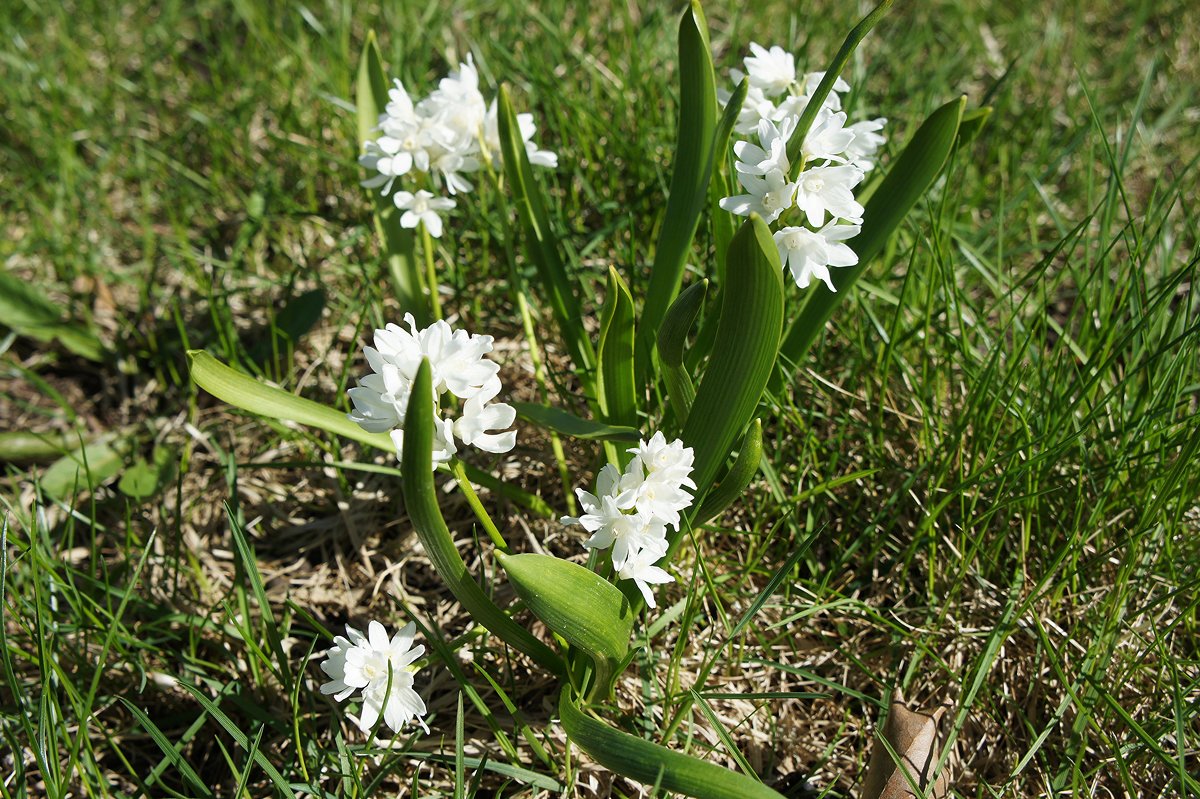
[511,401,640,442]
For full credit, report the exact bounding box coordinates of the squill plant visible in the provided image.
[188,0,988,794]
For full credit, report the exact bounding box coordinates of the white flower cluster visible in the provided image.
[360,56,557,238]
[717,43,886,292]
[562,433,695,608]
[320,621,428,734]
[347,314,517,466]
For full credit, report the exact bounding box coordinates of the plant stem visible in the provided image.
[421,221,442,321]
[450,459,510,553]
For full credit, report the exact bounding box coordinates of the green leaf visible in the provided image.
[355,30,388,147]
[777,96,966,376]
[639,0,719,368]
[596,267,637,433]
[785,0,895,174]
[117,446,177,501]
[694,419,762,524]
[0,270,105,361]
[188,350,394,451]
[679,216,783,534]
[497,85,594,378]
[511,402,640,442]
[956,105,993,147]
[656,279,708,368]
[0,431,72,464]
[657,279,708,427]
[249,288,325,363]
[40,435,126,500]
[559,687,786,799]
[708,79,748,285]
[497,553,633,696]
[401,359,563,675]
[118,699,213,799]
[187,351,554,518]
[357,31,427,325]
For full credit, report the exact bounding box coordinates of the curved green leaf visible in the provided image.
[355,30,388,146]
[785,0,895,174]
[511,402,640,442]
[777,96,966,377]
[559,688,786,799]
[497,553,632,694]
[497,85,593,377]
[658,279,708,427]
[189,350,394,451]
[657,279,708,368]
[401,359,563,675]
[639,0,719,368]
[0,270,105,361]
[597,267,637,430]
[680,216,783,532]
[188,350,554,517]
[695,419,762,525]
[709,78,748,284]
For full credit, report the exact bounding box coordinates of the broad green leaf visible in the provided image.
[694,419,762,524]
[40,435,126,500]
[559,687,786,799]
[0,270,105,361]
[709,79,748,285]
[357,32,427,325]
[355,30,388,148]
[596,268,637,441]
[777,97,966,377]
[657,279,708,368]
[497,553,632,695]
[401,359,563,674]
[187,351,553,518]
[657,279,708,427]
[511,402,640,442]
[188,350,393,451]
[497,85,594,378]
[679,215,783,540]
[0,431,72,463]
[785,0,895,174]
[117,446,177,501]
[639,0,719,370]
[249,288,325,363]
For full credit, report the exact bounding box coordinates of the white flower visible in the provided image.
[722,79,780,136]
[348,315,517,464]
[719,168,797,223]
[733,117,796,177]
[845,118,887,171]
[743,43,796,97]
[319,621,429,735]
[802,71,851,101]
[773,222,861,291]
[483,100,558,168]
[563,434,695,575]
[393,190,456,238]
[792,164,865,227]
[801,108,856,164]
[617,540,674,609]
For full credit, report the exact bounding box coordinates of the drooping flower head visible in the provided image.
[348,314,517,466]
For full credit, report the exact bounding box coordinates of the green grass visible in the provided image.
[2,0,1198,796]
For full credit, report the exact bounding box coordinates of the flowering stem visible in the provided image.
[420,221,443,321]
[450,459,510,554]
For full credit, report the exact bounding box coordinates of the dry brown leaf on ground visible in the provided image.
[859,692,952,799]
